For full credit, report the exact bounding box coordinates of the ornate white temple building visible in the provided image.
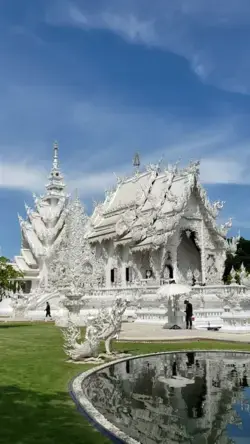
[88,158,233,288]
[12,143,233,291]
[2,141,247,328]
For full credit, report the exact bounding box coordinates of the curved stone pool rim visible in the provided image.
[69,350,250,444]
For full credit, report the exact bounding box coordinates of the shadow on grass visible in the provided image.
[0,385,110,444]
[0,324,34,329]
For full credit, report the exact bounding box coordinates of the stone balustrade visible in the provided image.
[90,281,246,294]
[192,283,246,296]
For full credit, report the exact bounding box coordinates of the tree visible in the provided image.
[223,237,250,283]
[0,256,24,301]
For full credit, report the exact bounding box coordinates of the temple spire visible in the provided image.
[53,140,59,170]
[45,140,65,197]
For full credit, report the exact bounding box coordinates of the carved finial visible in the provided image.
[53,140,59,170]
[230,266,236,284]
[18,213,24,225]
[133,152,140,169]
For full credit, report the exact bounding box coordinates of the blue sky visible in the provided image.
[1,0,250,259]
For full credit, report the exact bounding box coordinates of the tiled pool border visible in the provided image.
[69,349,250,444]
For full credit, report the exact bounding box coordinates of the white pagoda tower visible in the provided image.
[13,141,69,292]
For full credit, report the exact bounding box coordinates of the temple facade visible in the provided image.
[13,144,234,293]
[87,159,232,288]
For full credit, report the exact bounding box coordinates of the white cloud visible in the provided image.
[71,100,242,166]
[48,0,250,94]
[199,158,245,184]
[0,148,248,198]
[0,161,46,192]
[0,101,249,196]
[67,170,120,194]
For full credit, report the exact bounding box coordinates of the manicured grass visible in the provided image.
[0,323,249,444]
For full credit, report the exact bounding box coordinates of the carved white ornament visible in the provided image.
[62,295,141,361]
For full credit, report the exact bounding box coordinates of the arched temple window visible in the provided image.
[110,268,117,283]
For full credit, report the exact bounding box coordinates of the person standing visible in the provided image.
[45,302,52,321]
[184,300,193,329]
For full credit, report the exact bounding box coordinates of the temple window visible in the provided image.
[146,269,153,279]
[110,268,117,283]
[125,267,133,282]
[23,281,32,293]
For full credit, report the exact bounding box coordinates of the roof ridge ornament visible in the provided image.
[133,152,140,170]
[179,160,200,177]
[145,157,163,174]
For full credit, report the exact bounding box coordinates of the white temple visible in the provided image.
[87,157,230,286]
[13,141,69,292]
[1,142,249,330]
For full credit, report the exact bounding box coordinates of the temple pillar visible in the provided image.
[169,232,179,282]
[106,258,111,287]
[170,246,178,281]
[121,245,129,286]
[200,219,206,284]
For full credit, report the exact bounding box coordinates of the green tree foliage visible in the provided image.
[223,237,250,283]
[0,256,24,301]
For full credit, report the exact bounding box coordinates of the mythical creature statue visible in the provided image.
[238,263,250,288]
[61,296,136,361]
[62,316,101,361]
[10,291,29,318]
[227,233,240,256]
[97,297,128,354]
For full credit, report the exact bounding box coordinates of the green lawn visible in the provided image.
[0,323,249,444]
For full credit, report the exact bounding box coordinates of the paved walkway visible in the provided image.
[119,323,250,343]
[2,317,250,343]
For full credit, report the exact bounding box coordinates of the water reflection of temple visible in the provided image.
[82,352,250,444]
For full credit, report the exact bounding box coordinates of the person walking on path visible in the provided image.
[45,302,52,321]
[184,300,193,330]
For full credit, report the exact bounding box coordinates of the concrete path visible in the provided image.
[119,323,250,343]
[1,317,250,343]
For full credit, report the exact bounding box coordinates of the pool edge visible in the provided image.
[69,349,250,444]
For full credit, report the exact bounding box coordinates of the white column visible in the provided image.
[121,246,128,286]
[171,248,178,281]
[200,219,206,285]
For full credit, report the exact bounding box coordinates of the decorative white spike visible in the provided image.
[24,202,30,213]
[18,214,24,225]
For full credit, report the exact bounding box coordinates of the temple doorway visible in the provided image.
[163,264,174,280]
[177,230,201,283]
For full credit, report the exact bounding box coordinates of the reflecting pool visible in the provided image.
[81,351,250,443]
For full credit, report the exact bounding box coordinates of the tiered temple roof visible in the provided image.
[13,142,69,279]
[88,160,231,250]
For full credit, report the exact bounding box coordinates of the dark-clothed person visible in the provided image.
[184,300,193,330]
[45,302,51,320]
